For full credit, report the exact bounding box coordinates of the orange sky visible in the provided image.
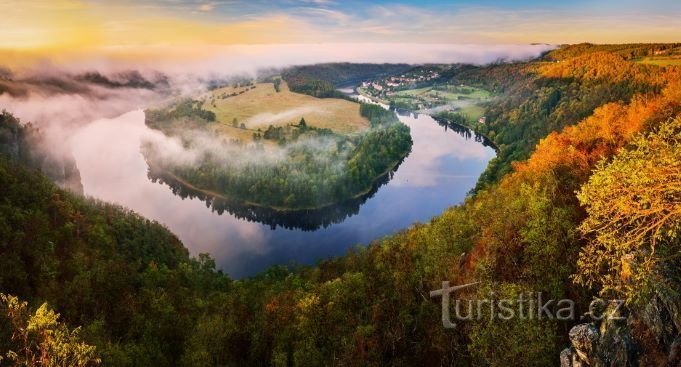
[1,0,679,64]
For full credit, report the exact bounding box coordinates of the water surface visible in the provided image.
[71,109,495,277]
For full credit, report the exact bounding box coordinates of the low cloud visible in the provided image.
[0,42,551,170]
[244,105,325,128]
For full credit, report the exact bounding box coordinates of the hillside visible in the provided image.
[433,44,679,192]
[280,63,411,98]
[203,81,370,136]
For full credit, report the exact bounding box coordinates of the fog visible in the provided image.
[11,43,553,77]
[0,42,551,185]
[0,43,534,275]
[244,105,325,128]
[137,43,554,76]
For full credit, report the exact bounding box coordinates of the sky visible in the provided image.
[0,0,679,64]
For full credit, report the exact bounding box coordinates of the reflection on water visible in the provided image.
[147,157,405,231]
[71,109,495,278]
[431,115,497,150]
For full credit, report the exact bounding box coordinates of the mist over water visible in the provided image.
[68,109,493,277]
[0,43,541,276]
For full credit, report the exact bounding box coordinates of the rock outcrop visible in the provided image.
[561,292,681,367]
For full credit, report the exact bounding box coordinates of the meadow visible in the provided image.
[634,56,681,66]
[202,81,370,143]
[386,84,491,121]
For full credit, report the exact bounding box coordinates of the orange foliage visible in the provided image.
[459,57,681,283]
[540,52,666,87]
[514,88,680,183]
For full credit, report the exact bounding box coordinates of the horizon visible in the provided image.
[1,0,680,66]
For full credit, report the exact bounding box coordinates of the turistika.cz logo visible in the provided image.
[429,281,624,328]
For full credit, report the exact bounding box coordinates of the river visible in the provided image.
[70,107,495,278]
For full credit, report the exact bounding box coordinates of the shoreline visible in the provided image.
[353,89,499,152]
[147,152,408,213]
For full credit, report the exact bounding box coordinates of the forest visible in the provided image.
[1,43,680,366]
[433,44,678,193]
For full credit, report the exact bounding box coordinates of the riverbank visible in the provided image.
[146,151,409,213]
[354,87,498,151]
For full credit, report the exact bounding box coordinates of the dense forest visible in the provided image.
[1,44,681,366]
[145,103,412,209]
[434,43,679,192]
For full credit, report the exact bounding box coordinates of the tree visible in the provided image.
[0,294,101,367]
[232,117,238,128]
[575,117,681,301]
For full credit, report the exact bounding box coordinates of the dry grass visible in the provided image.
[202,82,369,141]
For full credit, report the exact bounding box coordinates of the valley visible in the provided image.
[1,40,681,367]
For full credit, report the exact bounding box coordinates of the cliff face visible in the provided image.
[38,150,84,194]
[562,281,681,367]
[0,111,83,194]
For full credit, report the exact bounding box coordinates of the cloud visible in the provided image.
[2,0,680,55]
[197,2,216,12]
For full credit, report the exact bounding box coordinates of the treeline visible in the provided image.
[146,103,412,209]
[146,99,215,127]
[544,42,681,61]
[282,63,411,98]
[283,63,411,87]
[280,76,346,98]
[149,161,398,231]
[255,118,334,145]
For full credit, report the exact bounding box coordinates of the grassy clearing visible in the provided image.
[393,85,491,102]
[202,82,370,141]
[368,83,491,122]
[458,104,486,121]
[634,56,681,66]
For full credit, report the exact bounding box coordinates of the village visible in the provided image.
[356,65,492,123]
[358,66,442,100]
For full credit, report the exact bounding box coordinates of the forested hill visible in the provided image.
[282,63,411,98]
[437,43,681,192]
[283,63,411,87]
[1,44,681,366]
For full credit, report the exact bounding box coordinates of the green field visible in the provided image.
[373,84,491,122]
[634,56,681,66]
[457,104,486,121]
[393,85,490,101]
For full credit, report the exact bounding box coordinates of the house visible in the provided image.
[478,116,487,124]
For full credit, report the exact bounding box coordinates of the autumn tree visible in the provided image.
[575,117,681,302]
[0,294,100,367]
